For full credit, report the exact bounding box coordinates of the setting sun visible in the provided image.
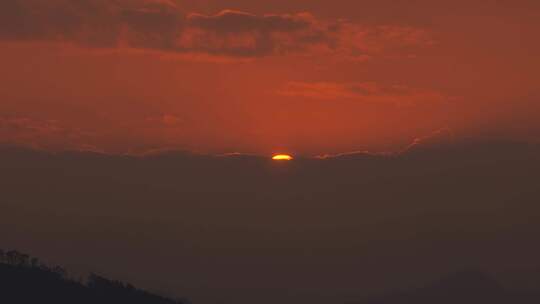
[272,154,294,161]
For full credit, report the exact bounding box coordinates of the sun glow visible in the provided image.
[272,154,293,161]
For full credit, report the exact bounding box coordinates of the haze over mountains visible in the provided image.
[2,251,540,304]
[1,137,540,304]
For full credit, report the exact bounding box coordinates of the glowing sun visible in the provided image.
[272,154,293,161]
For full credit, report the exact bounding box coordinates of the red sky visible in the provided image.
[1,0,539,155]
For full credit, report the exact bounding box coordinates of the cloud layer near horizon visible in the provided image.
[278,82,448,106]
[0,0,432,59]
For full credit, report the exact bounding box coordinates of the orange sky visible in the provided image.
[0,0,539,155]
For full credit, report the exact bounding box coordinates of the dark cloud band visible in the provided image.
[0,0,431,59]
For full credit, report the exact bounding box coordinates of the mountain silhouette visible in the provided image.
[0,250,185,304]
[358,271,540,304]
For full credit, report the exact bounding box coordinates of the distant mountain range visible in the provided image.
[2,250,539,304]
[357,271,540,304]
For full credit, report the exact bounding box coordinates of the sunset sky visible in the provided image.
[2,3,540,303]
[1,0,539,155]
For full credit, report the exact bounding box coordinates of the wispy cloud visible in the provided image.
[278,82,448,106]
[0,116,97,151]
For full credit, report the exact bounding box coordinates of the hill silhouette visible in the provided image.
[0,249,184,304]
[3,249,539,304]
[358,271,540,304]
[357,271,540,304]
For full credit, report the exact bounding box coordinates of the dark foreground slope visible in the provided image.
[0,250,184,304]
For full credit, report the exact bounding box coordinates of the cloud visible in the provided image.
[332,23,435,59]
[186,10,312,33]
[403,128,456,153]
[178,10,318,57]
[0,117,62,138]
[313,129,456,159]
[315,150,390,159]
[0,116,96,151]
[0,1,433,60]
[0,0,183,48]
[146,114,183,127]
[277,82,448,106]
